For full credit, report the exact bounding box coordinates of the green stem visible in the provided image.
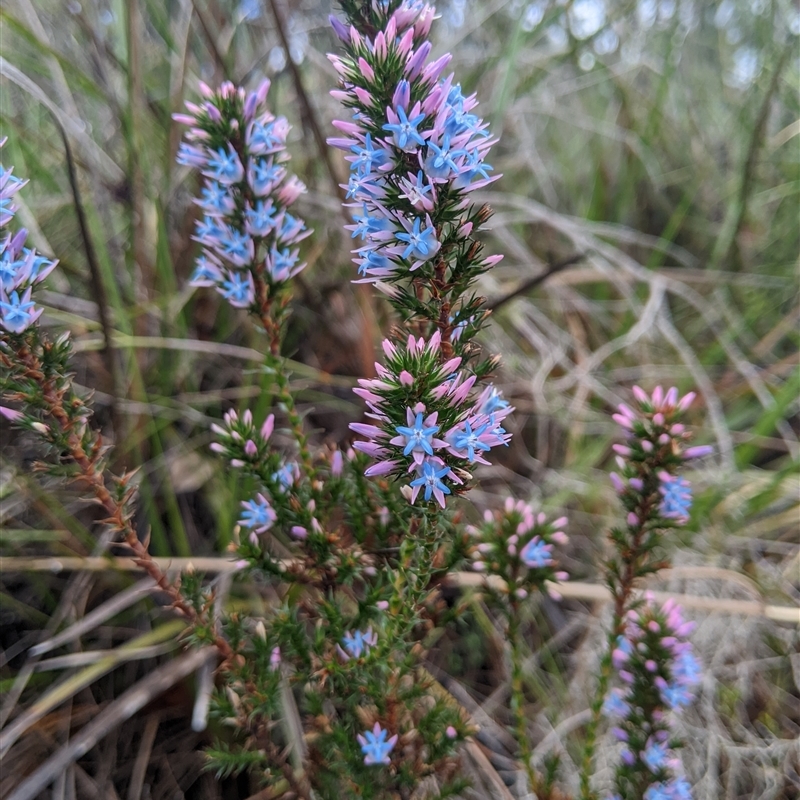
[508,597,538,793]
[389,510,442,640]
[579,611,621,800]
[266,354,315,481]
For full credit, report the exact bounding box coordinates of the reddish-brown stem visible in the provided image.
[11,344,234,662]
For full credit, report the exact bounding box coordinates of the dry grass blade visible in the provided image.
[126,713,160,800]
[5,647,215,800]
[29,577,157,657]
[0,620,186,757]
[0,58,123,182]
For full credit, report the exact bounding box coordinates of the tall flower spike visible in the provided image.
[328,1,502,355]
[0,139,58,333]
[603,597,701,799]
[175,80,311,312]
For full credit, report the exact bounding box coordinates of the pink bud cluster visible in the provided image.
[211,409,275,468]
[467,497,569,597]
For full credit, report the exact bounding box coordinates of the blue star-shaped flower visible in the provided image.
[643,783,672,800]
[350,204,391,240]
[0,252,26,291]
[659,682,694,709]
[349,133,389,176]
[268,246,299,282]
[357,723,397,766]
[450,420,491,462]
[423,135,467,180]
[383,106,426,151]
[341,628,375,658]
[219,228,253,265]
[395,412,440,457]
[220,272,253,306]
[204,145,244,185]
[249,159,283,196]
[248,121,279,153]
[395,217,438,261]
[238,495,276,532]
[602,690,631,719]
[245,200,277,237]
[345,171,381,201]
[195,216,225,245]
[410,460,451,503]
[659,476,692,521]
[519,537,552,569]
[672,651,701,684]
[357,249,392,277]
[0,289,38,333]
[197,181,234,217]
[642,740,669,773]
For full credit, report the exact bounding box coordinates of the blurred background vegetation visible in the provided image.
[1,0,798,797]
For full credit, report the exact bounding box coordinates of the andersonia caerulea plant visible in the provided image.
[0,3,714,798]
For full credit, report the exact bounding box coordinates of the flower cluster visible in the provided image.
[0,140,58,333]
[610,385,712,508]
[349,331,512,506]
[467,497,569,597]
[607,386,711,578]
[210,409,276,468]
[328,0,501,346]
[175,80,309,309]
[604,597,701,800]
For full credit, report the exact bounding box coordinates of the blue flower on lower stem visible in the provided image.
[195,216,226,245]
[350,204,391,241]
[247,121,280,154]
[239,494,276,534]
[519,537,553,569]
[0,252,26,290]
[659,475,692,523]
[341,628,377,659]
[245,200,277,237]
[271,463,296,492]
[249,159,283,195]
[189,254,222,286]
[357,723,398,766]
[0,288,41,333]
[424,134,467,181]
